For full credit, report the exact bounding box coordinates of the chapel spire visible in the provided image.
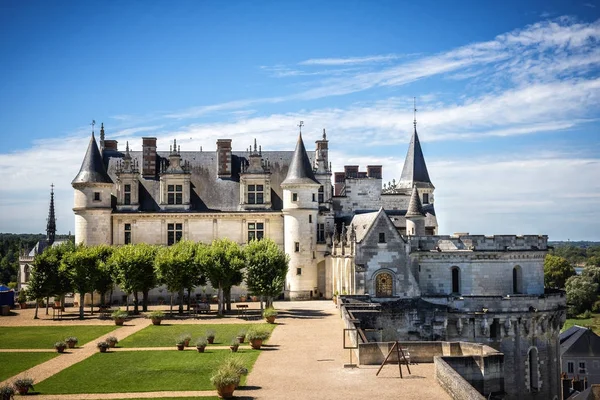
[397,100,433,189]
[46,184,56,245]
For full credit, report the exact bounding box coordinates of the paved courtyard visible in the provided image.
[1,300,449,399]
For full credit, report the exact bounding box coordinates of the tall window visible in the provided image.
[124,223,131,244]
[451,267,460,294]
[94,192,101,201]
[247,184,264,204]
[167,223,182,245]
[292,193,298,202]
[579,361,587,374]
[248,222,264,241]
[375,272,393,297]
[567,362,574,374]
[379,232,386,243]
[317,223,325,243]
[309,215,312,223]
[423,193,429,204]
[167,185,183,205]
[295,242,300,252]
[513,266,522,294]
[318,186,324,203]
[124,184,131,205]
[528,347,539,392]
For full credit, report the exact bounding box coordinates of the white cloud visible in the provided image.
[298,54,403,66]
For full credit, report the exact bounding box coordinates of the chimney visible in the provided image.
[334,172,345,196]
[142,137,157,177]
[104,140,118,151]
[367,165,382,179]
[344,165,359,178]
[216,139,232,178]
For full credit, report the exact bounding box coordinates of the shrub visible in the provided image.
[592,300,600,313]
[230,338,240,346]
[148,310,165,319]
[97,341,109,350]
[582,310,593,319]
[262,307,277,318]
[206,329,216,339]
[111,310,128,319]
[17,291,27,303]
[196,337,208,347]
[210,364,241,388]
[65,336,78,344]
[176,338,186,345]
[246,326,271,341]
[180,333,192,341]
[237,329,247,337]
[0,385,15,399]
[54,341,66,349]
[223,356,248,376]
[12,377,34,391]
[106,336,118,346]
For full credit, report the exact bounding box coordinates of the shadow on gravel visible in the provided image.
[239,385,261,390]
[275,309,328,320]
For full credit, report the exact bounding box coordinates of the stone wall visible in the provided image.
[435,357,486,400]
[409,234,548,252]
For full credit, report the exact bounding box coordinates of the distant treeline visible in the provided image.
[549,241,600,267]
[0,233,73,286]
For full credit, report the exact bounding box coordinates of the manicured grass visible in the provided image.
[0,352,59,381]
[0,326,117,349]
[35,350,260,394]
[119,323,275,347]
[563,317,597,332]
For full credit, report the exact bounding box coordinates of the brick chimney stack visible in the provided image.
[216,139,232,178]
[142,137,157,177]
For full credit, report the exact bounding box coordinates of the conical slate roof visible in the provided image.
[398,128,433,189]
[72,133,113,185]
[281,133,320,186]
[406,185,425,218]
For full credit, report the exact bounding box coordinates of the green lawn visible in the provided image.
[35,350,260,394]
[119,323,275,347]
[0,326,117,349]
[563,316,598,332]
[0,352,59,381]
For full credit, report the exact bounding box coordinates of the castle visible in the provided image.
[18,116,565,399]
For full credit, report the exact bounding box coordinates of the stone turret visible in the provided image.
[405,185,425,236]
[46,184,56,245]
[72,131,113,245]
[281,132,321,300]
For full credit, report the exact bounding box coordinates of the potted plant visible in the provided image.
[223,356,248,380]
[263,307,278,324]
[229,338,239,352]
[0,385,15,400]
[17,291,27,309]
[54,341,67,353]
[196,337,208,353]
[97,341,109,353]
[206,329,216,344]
[178,333,192,347]
[236,329,246,344]
[112,310,128,326]
[12,378,34,395]
[239,293,247,302]
[106,336,118,348]
[250,294,258,302]
[246,326,271,350]
[176,338,185,351]
[210,364,240,399]
[148,310,165,326]
[65,336,78,349]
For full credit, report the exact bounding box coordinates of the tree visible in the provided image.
[544,254,575,289]
[92,245,114,307]
[566,275,599,315]
[155,240,200,315]
[244,238,289,308]
[109,243,158,314]
[61,245,99,319]
[28,241,74,319]
[201,238,244,315]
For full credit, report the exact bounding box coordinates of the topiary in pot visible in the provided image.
[206,329,216,344]
[196,337,208,353]
[65,336,78,349]
[54,341,67,353]
[12,378,34,395]
[0,385,15,400]
[229,338,239,353]
[106,336,118,348]
[246,326,271,350]
[111,310,128,326]
[97,341,109,353]
[210,364,240,399]
[176,338,185,351]
[179,333,192,347]
[148,310,164,325]
[263,307,277,324]
[236,329,246,344]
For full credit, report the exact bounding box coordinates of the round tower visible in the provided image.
[405,185,426,236]
[281,131,321,300]
[72,125,114,245]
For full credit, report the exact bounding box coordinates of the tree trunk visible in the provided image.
[170,292,174,316]
[126,294,130,312]
[142,290,149,312]
[91,292,94,315]
[178,288,184,315]
[45,296,49,315]
[34,301,39,319]
[79,292,85,320]
[217,284,223,316]
[224,287,232,312]
[266,296,273,308]
[187,288,192,311]
[133,292,139,314]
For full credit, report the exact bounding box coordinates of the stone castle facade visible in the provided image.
[68,120,565,399]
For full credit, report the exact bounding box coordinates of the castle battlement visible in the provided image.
[410,234,548,252]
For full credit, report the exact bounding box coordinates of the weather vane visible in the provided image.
[298,121,304,134]
[413,97,417,128]
[91,120,96,134]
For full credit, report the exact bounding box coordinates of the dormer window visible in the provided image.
[94,192,101,201]
[168,185,183,205]
[292,193,298,202]
[248,185,264,204]
[124,184,131,205]
[379,232,386,243]
[318,186,324,203]
[423,193,429,204]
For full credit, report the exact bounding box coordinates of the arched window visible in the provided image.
[528,347,539,392]
[375,272,393,297]
[24,265,30,282]
[451,267,460,294]
[513,265,523,294]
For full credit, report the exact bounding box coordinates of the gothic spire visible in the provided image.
[72,131,113,184]
[398,104,433,189]
[281,129,320,186]
[46,184,56,245]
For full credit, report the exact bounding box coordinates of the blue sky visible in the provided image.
[1,0,599,240]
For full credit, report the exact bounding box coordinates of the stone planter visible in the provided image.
[250,338,263,350]
[230,344,239,352]
[66,341,77,349]
[177,344,185,351]
[99,346,108,353]
[217,383,236,398]
[152,318,162,326]
[207,336,215,344]
[237,335,245,344]
[55,345,66,353]
[196,345,206,353]
[184,338,191,347]
[114,318,125,326]
[265,316,276,324]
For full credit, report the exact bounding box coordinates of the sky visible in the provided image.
[0,0,599,241]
